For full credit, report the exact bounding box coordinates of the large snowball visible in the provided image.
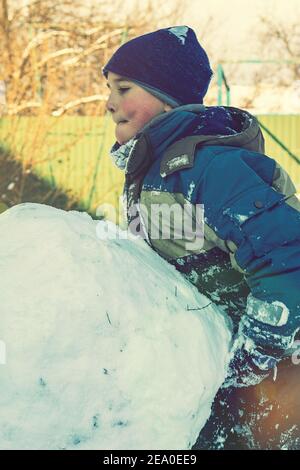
[0,203,231,450]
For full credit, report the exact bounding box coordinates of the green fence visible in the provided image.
[0,114,299,216]
[257,114,300,190]
[0,115,123,214]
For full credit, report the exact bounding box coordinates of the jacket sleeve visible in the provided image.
[198,148,300,359]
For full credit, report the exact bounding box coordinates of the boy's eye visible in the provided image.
[118,87,130,94]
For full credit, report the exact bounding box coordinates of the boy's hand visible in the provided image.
[222,346,278,389]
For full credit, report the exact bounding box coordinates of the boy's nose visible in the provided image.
[106,96,116,113]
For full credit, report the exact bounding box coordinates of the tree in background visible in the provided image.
[231,14,300,111]
[0,0,185,116]
[0,0,185,211]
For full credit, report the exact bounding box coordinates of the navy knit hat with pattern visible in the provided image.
[102,26,213,106]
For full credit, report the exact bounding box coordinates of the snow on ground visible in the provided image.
[0,203,231,450]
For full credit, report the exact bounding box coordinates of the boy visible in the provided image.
[102,26,300,389]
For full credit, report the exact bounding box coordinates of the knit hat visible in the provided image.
[102,26,213,105]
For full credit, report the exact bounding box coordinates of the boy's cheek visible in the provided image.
[130,108,161,130]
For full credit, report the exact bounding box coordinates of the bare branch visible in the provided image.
[7,101,41,114]
[52,94,107,116]
[18,30,71,78]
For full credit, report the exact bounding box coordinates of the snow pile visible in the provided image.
[0,203,231,450]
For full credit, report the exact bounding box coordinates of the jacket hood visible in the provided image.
[142,104,264,154]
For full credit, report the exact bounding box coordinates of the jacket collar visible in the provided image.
[124,104,264,179]
[125,104,205,178]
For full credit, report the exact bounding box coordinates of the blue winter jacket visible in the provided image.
[121,104,300,361]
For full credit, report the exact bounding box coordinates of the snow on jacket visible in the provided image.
[121,104,300,359]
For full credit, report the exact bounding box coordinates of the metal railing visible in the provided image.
[217,60,300,174]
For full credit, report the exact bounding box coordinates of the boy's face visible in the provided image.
[106,72,171,145]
